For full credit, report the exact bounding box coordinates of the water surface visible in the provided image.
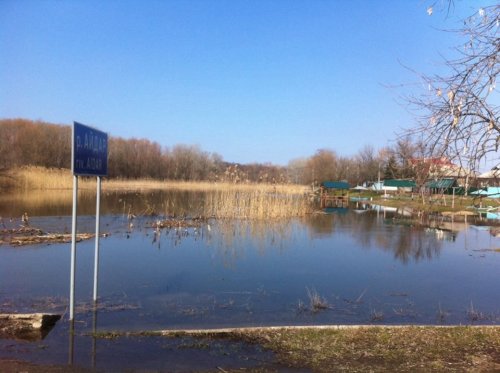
[1,190,499,369]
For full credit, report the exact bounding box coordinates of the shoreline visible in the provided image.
[2,325,499,372]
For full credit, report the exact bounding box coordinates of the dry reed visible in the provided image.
[9,166,95,190]
[306,287,330,313]
[105,178,308,193]
[202,188,312,219]
[9,167,308,193]
[5,166,313,219]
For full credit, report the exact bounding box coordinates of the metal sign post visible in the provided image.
[70,175,78,321]
[70,122,108,321]
[93,176,101,302]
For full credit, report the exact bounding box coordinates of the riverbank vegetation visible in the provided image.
[370,193,485,214]
[239,326,500,372]
[2,326,499,371]
[1,166,309,193]
[90,326,500,372]
[2,166,498,220]
[0,166,312,219]
[2,118,475,189]
[0,119,497,219]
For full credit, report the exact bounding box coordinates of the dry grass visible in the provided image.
[371,193,481,214]
[237,326,500,372]
[105,178,308,194]
[6,166,308,193]
[90,325,500,372]
[2,166,312,219]
[306,287,330,313]
[6,166,95,190]
[203,188,312,219]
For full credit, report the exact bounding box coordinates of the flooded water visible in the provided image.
[1,189,499,370]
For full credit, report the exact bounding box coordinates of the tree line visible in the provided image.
[288,139,422,186]
[0,118,423,185]
[0,119,289,183]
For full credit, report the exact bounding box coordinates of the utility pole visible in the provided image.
[378,163,381,194]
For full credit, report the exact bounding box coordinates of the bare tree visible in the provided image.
[287,157,308,184]
[410,141,434,205]
[305,149,339,185]
[394,137,417,179]
[404,5,499,174]
[355,145,380,184]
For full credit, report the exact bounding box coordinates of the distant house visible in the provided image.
[371,181,397,193]
[409,157,474,183]
[477,165,500,187]
[470,187,500,199]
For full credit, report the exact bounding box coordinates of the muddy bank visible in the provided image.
[0,359,94,373]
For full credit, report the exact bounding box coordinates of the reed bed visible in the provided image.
[4,167,313,219]
[203,188,313,219]
[8,166,95,190]
[8,167,308,193]
[104,178,309,195]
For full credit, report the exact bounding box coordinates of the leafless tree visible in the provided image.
[404,4,499,174]
[305,149,339,185]
[355,145,380,184]
[287,157,308,184]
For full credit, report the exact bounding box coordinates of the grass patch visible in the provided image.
[370,193,499,215]
[95,326,500,371]
[237,326,500,372]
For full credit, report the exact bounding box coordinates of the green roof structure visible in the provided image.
[383,179,416,188]
[425,178,457,189]
[321,181,350,189]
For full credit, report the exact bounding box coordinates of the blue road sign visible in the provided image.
[72,122,108,176]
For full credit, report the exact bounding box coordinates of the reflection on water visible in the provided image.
[0,189,207,218]
[305,209,444,263]
[1,189,455,265]
[1,190,500,330]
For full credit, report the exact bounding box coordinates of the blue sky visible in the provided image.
[0,0,492,165]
